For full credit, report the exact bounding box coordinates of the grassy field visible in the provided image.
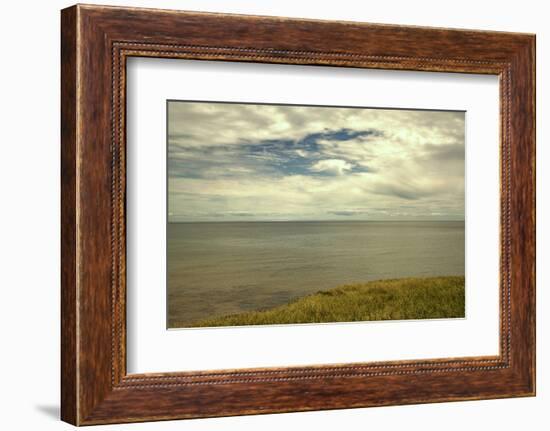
[179,276,465,328]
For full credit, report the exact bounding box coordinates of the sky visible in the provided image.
[167,101,465,222]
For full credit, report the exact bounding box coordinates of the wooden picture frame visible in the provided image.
[61,4,535,425]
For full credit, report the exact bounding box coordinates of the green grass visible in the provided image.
[178,276,465,328]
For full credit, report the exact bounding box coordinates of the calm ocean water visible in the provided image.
[167,221,465,326]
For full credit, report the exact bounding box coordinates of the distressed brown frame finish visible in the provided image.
[61,4,535,426]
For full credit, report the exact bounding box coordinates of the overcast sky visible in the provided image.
[168,101,464,222]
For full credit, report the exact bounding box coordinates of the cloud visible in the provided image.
[422,143,464,161]
[310,159,353,176]
[327,209,369,216]
[168,128,376,179]
[167,102,465,221]
[372,183,435,201]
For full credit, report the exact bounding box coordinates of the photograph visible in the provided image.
[167,101,466,328]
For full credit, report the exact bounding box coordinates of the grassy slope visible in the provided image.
[178,276,465,328]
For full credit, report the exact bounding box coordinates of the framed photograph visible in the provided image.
[165,100,467,329]
[61,4,535,425]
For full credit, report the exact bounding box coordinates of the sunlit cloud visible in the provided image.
[310,159,353,176]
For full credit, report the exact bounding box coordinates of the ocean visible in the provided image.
[167,221,465,327]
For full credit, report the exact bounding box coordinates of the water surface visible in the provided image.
[167,221,464,327]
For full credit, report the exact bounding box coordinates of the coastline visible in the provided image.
[169,275,465,329]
